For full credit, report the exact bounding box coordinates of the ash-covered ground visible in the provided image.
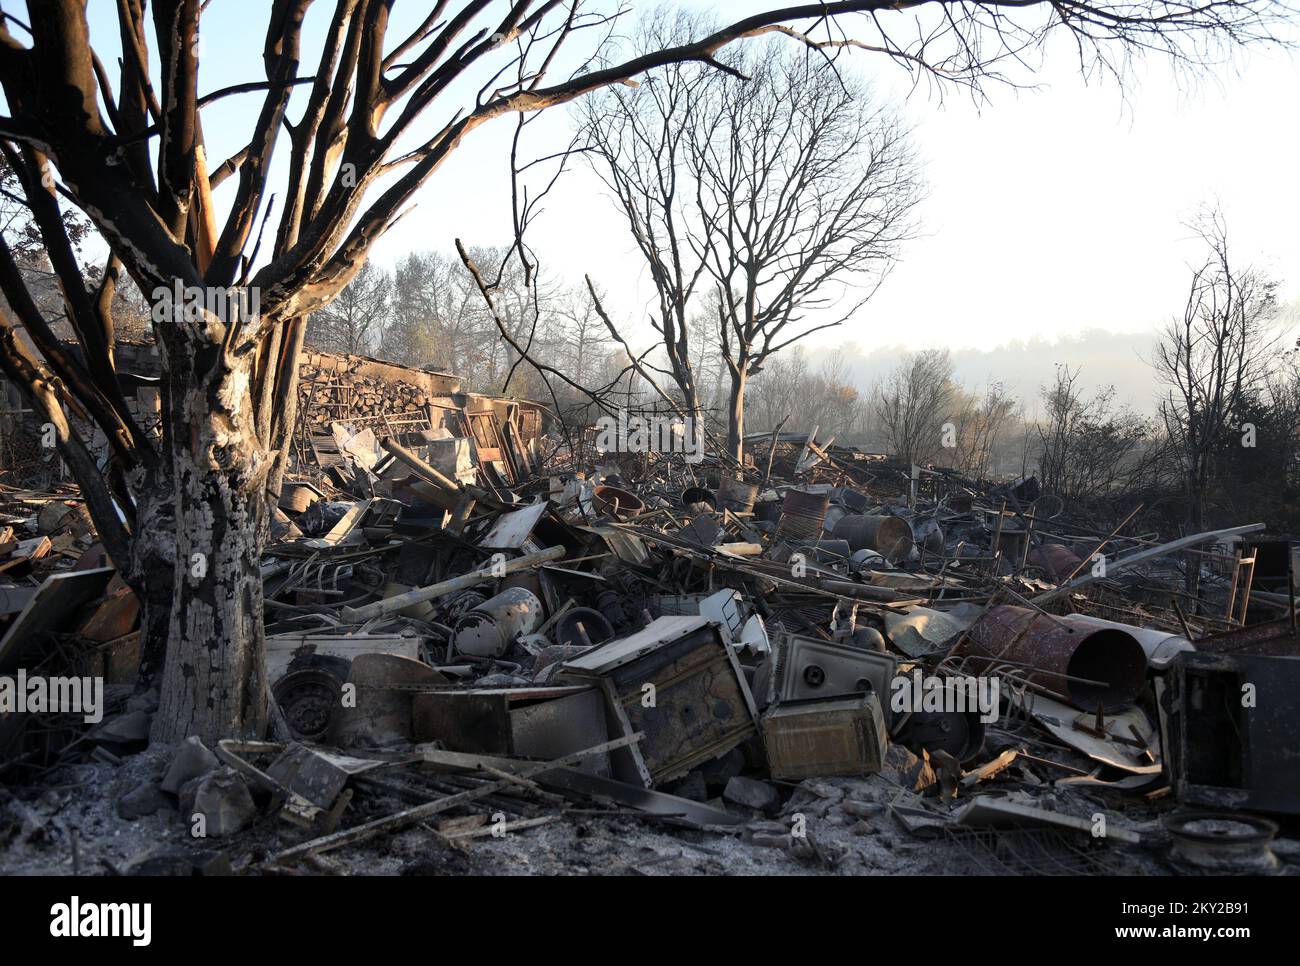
[5,736,1253,878]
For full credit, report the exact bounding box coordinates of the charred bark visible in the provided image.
[127,473,177,688]
[149,338,273,745]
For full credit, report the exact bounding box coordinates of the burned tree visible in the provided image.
[1036,364,1156,506]
[1154,208,1279,598]
[0,1,1286,744]
[576,11,719,425]
[697,52,920,465]
[950,381,1018,479]
[583,36,922,463]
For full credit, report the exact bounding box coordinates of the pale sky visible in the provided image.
[69,1,1300,373]
[364,5,1300,356]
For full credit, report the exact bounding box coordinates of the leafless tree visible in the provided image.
[553,282,615,389]
[308,260,390,355]
[1154,208,1279,596]
[747,350,871,442]
[951,381,1019,478]
[576,10,717,423]
[748,349,814,435]
[875,348,956,466]
[0,155,91,334]
[701,52,922,464]
[0,1,1286,743]
[1036,364,1158,506]
[386,245,558,393]
[584,34,923,463]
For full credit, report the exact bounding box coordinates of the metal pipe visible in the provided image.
[959,604,1148,712]
[1066,613,1195,670]
[339,545,565,623]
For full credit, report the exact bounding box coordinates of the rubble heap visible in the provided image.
[2,418,1299,877]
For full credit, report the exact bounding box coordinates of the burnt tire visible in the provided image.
[272,656,349,741]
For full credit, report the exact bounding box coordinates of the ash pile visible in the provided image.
[3,418,1299,877]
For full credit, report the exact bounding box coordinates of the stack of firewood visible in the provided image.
[297,362,432,426]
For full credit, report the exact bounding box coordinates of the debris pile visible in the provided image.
[3,413,1300,877]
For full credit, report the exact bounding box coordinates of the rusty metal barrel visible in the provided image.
[777,488,830,541]
[959,604,1148,711]
[718,478,759,513]
[831,514,915,564]
[1066,613,1195,670]
[1026,543,1083,581]
[279,482,319,514]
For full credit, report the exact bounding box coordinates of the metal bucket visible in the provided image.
[680,486,718,511]
[718,478,759,513]
[823,504,848,534]
[592,484,644,520]
[832,514,915,564]
[960,604,1148,712]
[454,587,545,657]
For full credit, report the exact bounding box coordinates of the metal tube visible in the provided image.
[339,545,564,623]
[959,604,1148,711]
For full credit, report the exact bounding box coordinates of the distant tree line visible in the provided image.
[318,206,1299,543]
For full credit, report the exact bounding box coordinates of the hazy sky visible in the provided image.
[363,4,1300,356]
[71,1,1300,379]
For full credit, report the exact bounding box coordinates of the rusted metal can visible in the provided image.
[680,485,718,511]
[960,604,1147,711]
[718,478,759,513]
[777,488,830,541]
[831,513,915,564]
[1026,543,1083,581]
[592,484,644,520]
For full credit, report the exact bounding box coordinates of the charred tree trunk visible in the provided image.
[128,473,177,689]
[149,337,274,745]
[1183,458,1209,610]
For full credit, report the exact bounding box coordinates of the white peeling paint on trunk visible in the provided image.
[150,334,275,746]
